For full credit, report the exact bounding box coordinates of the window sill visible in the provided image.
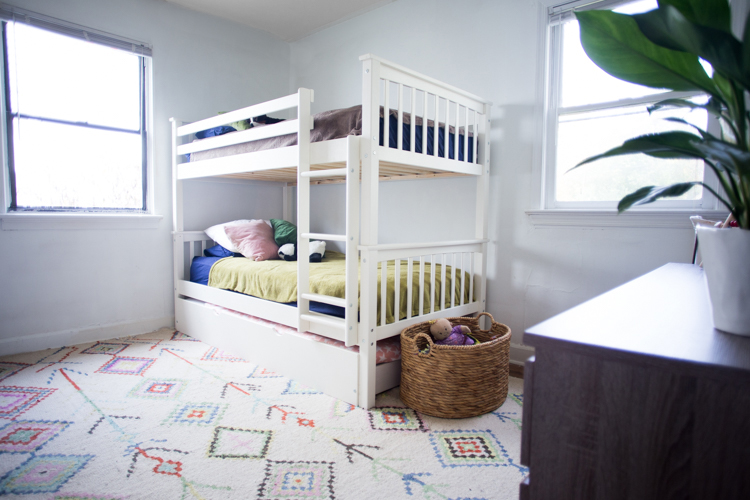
[526,209,729,229]
[0,213,163,230]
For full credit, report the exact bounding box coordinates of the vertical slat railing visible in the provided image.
[383,80,391,148]
[397,83,403,151]
[459,253,465,306]
[410,87,416,153]
[440,254,447,312]
[393,259,401,325]
[433,95,439,158]
[381,261,388,326]
[453,103,459,161]
[296,89,313,333]
[422,92,428,155]
[464,107,469,163]
[473,111,479,164]
[430,254,436,314]
[451,253,457,309]
[418,257,425,317]
[443,99,449,159]
[406,258,413,319]
[469,252,475,304]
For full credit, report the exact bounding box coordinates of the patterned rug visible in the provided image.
[0,328,526,499]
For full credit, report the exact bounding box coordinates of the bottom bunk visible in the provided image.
[176,297,402,407]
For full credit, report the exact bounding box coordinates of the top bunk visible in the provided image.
[171,54,491,185]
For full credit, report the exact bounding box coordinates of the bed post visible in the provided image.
[476,108,491,329]
[297,88,313,333]
[171,117,184,332]
[359,55,381,409]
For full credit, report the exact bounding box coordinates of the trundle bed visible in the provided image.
[171,54,491,409]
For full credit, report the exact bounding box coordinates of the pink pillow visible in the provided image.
[224,220,279,261]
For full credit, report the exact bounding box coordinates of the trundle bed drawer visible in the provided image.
[176,297,360,403]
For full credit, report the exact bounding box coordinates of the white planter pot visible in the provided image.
[696,226,750,336]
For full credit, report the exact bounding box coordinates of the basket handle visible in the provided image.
[414,332,435,357]
[477,312,495,333]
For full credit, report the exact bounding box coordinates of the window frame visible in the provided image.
[531,0,728,227]
[0,5,159,228]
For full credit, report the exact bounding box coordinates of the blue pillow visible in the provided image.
[195,126,236,139]
[204,244,234,258]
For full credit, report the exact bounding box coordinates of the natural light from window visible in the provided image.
[553,0,707,204]
[6,23,143,210]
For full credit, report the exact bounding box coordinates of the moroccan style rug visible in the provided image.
[0,328,526,499]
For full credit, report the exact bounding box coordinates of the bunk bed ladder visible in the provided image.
[297,112,360,347]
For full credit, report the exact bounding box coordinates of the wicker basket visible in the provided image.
[400,313,511,418]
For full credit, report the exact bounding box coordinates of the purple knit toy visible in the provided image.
[435,325,476,346]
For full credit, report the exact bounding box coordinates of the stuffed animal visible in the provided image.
[278,241,326,262]
[429,318,478,346]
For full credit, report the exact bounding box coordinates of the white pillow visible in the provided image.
[205,219,271,253]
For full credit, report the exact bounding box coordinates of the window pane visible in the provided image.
[13,119,143,209]
[560,0,663,108]
[556,105,706,202]
[7,23,140,130]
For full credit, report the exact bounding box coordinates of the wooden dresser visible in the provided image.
[520,263,750,500]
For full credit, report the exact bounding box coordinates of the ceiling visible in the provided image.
[164,0,395,42]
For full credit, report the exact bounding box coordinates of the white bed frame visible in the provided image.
[171,54,491,409]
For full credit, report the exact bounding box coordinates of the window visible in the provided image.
[1,9,151,213]
[541,0,719,212]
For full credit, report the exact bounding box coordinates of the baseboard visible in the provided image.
[0,316,175,356]
[510,342,535,366]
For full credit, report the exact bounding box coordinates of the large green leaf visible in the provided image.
[744,9,750,84]
[576,10,718,94]
[658,0,731,32]
[647,97,723,119]
[634,6,747,89]
[692,139,750,177]
[617,183,701,212]
[571,131,707,171]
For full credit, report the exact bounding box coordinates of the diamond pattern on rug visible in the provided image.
[0,386,57,419]
[0,420,71,453]
[201,347,247,362]
[0,454,93,494]
[282,380,322,396]
[368,406,426,432]
[95,357,155,376]
[164,402,226,426]
[331,400,356,418]
[258,460,335,500]
[207,426,273,459]
[80,343,129,355]
[430,429,511,468]
[128,378,186,399]
[0,361,30,382]
[170,331,198,342]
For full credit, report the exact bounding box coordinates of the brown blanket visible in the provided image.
[190,106,473,162]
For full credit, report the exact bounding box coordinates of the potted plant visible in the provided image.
[573,0,750,335]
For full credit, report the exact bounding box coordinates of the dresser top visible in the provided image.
[525,263,750,376]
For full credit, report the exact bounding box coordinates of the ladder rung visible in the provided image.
[301,232,346,242]
[300,313,345,330]
[300,168,347,178]
[301,293,346,308]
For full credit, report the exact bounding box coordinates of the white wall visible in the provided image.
[290,0,696,362]
[0,0,289,354]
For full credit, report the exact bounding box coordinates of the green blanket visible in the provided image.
[208,251,473,324]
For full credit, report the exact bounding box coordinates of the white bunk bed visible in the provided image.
[171,54,491,409]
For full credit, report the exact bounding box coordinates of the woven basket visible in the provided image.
[400,313,511,418]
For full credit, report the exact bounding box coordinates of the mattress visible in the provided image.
[189,106,475,163]
[190,251,472,325]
